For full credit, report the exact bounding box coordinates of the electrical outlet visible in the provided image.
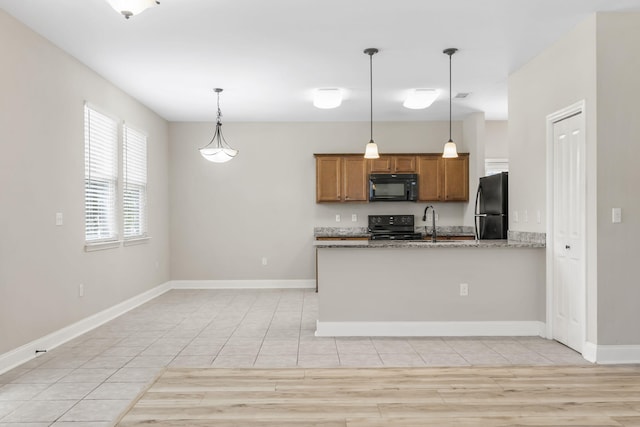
[536,210,541,224]
[513,210,519,223]
[261,257,268,266]
[335,214,341,222]
[78,283,84,297]
[523,209,528,223]
[434,213,439,221]
[351,214,357,222]
[459,283,469,296]
[55,212,63,226]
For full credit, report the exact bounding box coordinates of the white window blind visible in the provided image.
[84,105,118,243]
[123,125,148,239]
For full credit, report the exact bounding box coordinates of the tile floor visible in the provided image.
[0,288,588,426]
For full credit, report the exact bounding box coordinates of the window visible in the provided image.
[485,158,509,176]
[84,105,118,243]
[123,125,148,239]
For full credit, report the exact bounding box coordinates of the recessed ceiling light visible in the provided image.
[403,89,440,109]
[313,88,342,109]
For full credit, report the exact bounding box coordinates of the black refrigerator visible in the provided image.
[474,172,508,239]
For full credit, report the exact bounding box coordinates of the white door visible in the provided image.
[552,112,585,352]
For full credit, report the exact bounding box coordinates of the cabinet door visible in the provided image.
[393,156,416,173]
[417,155,441,201]
[343,157,368,201]
[316,156,341,202]
[369,156,393,173]
[443,155,469,201]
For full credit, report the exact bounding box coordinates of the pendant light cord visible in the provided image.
[443,48,457,143]
[369,51,373,142]
[216,91,222,125]
[364,48,378,143]
[449,52,452,141]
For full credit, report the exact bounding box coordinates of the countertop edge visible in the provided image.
[314,240,545,249]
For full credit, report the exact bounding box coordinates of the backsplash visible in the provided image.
[508,230,546,245]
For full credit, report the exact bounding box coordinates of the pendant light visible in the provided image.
[442,48,459,159]
[199,88,238,163]
[363,48,380,159]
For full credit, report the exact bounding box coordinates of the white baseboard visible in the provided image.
[0,282,172,375]
[315,320,546,337]
[585,343,640,364]
[171,279,315,290]
[582,341,597,363]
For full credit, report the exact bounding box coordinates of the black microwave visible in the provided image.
[369,174,418,202]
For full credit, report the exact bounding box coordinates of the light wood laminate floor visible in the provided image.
[0,289,599,425]
[117,365,640,426]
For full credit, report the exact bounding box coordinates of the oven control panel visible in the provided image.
[368,215,415,227]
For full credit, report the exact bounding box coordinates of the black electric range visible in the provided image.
[368,215,423,240]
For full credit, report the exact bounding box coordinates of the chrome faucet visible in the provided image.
[422,205,437,243]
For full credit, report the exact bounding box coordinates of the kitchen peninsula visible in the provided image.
[314,231,546,338]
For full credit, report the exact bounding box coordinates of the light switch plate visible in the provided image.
[335,214,341,222]
[612,208,622,223]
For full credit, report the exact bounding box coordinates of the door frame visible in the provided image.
[545,100,587,349]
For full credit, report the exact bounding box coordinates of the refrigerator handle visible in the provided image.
[474,185,483,239]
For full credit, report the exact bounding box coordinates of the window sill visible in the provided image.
[123,236,151,246]
[84,236,151,251]
[84,240,121,252]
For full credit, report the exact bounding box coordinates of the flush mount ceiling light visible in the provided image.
[363,48,380,159]
[313,88,342,109]
[403,89,440,109]
[199,88,238,164]
[106,0,159,19]
[442,48,459,159]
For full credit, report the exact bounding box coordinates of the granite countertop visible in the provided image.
[313,226,475,239]
[313,227,546,249]
[313,239,545,249]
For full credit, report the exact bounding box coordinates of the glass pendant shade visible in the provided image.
[364,141,380,159]
[442,140,459,158]
[106,0,159,18]
[199,145,238,163]
[199,88,238,163]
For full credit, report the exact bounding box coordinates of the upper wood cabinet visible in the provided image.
[316,153,468,203]
[342,156,368,202]
[417,155,442,201]
[369,155,416,173]
[417,154,469,202]
[442,155,469,201]
[315,155,367,203]
[316,156,341,202]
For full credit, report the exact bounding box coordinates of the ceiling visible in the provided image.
[2,0,640,122]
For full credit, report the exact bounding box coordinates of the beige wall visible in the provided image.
[595,13,640,345]
[508,15,597,343]
[508,12,640,345]
[169,121,470,280]
[485,120,508,159]
[0,11,171,355]
[318,247,546,323]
